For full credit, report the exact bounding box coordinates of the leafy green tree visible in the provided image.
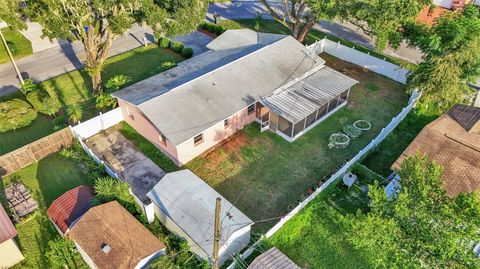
[26,0,207,95]
[66,104,83,124]
[343,0,431,50]
[0,0,25,29]
[260,0,429,48]
[346,153,480,268]
[405,5,480,111]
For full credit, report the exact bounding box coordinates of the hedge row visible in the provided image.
[199,22,226,35]
[158,37,194,58]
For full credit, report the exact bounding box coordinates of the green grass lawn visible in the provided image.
[218,19,414,68]
[185,54,408,232]
[361,107,439,176]
[266,183,372,269]
[0,28,33,63]
[0,153,91,269]
[0,45,183,155]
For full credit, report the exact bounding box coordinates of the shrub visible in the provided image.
[169,41,184,53]
[95,93,117,110]
[6,41,18,56]
[214,25,225,35]
[46,238,78,269]
[0,99,37,133]
[66,104,82,124]
[26,90,61,116]
[159,37,171,48]
[94,177,142,215]
[104,74,131,92]
[20,79,38,95]
[180,47,193,58]
[161,61,177,69]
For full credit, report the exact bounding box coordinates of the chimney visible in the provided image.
[101,243,111,254]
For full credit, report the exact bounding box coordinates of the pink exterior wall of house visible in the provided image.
[175,106,256,165]
[117,100,180,164]
[118,100,257,166]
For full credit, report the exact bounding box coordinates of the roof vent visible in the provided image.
[101,243,111,254]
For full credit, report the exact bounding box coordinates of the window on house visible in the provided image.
[224,118,230,128]
[159,134,167,146]
[247,104,255,115]
[193,133,204,146]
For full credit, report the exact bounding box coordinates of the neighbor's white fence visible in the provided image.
[70,107,123,140]
[308,38,410,84]
[227,91,420,269]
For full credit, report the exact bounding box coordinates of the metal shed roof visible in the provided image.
[146,169,253,259]
[261,66,358,124]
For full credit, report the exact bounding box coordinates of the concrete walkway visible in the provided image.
[85,128,165,204]
[208,0,423,63]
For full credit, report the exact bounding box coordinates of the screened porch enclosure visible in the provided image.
[257,66,358,141]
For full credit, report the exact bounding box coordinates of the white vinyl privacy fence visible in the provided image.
[227,91,420,269]
[70,108,124,179]
[308,38,410,84]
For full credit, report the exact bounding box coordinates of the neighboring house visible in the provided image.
[69,201,166,269]
[393,104,480,197]
[0,203,24,268]
[147,169,254,266]
[248,247,300,269]
[112,29,358,166]
[47,185,94,235]
[433,0,479,10]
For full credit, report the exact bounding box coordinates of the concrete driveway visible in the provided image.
[85,128,165,203]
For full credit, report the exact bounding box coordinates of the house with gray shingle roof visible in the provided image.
[112,29,358,166]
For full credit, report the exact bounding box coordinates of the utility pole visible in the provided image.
[0,29,24,85]
[213,197,222,269]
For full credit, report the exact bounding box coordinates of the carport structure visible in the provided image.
[258,66,359,141]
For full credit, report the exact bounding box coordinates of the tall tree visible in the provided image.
[346,153,480,268]
[26,0,207,95]
[259,0,429,48]
[259,0,339,43]
[405,5,480,111]
[0,0,25,29]
[343,0,431,50]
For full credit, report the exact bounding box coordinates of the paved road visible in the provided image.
[0,24,155,96]
[208,1,423,63]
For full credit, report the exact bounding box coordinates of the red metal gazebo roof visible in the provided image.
[0,203,17,243]
[47,185,94,234]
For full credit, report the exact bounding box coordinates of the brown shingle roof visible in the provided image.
[69,201,165,269]
[0,203,17,244]
[47,185,94,234]
[393,112,480,197]
[447,104,480,131]
[248,247,300,269]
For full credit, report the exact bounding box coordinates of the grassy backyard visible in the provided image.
[218,19,414,68]
[266,183,371,269]
[362,107,439,176]
[0,45,183,155]
[0,153,91,269]
[0,28,33,63]
[185,54,408,232]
